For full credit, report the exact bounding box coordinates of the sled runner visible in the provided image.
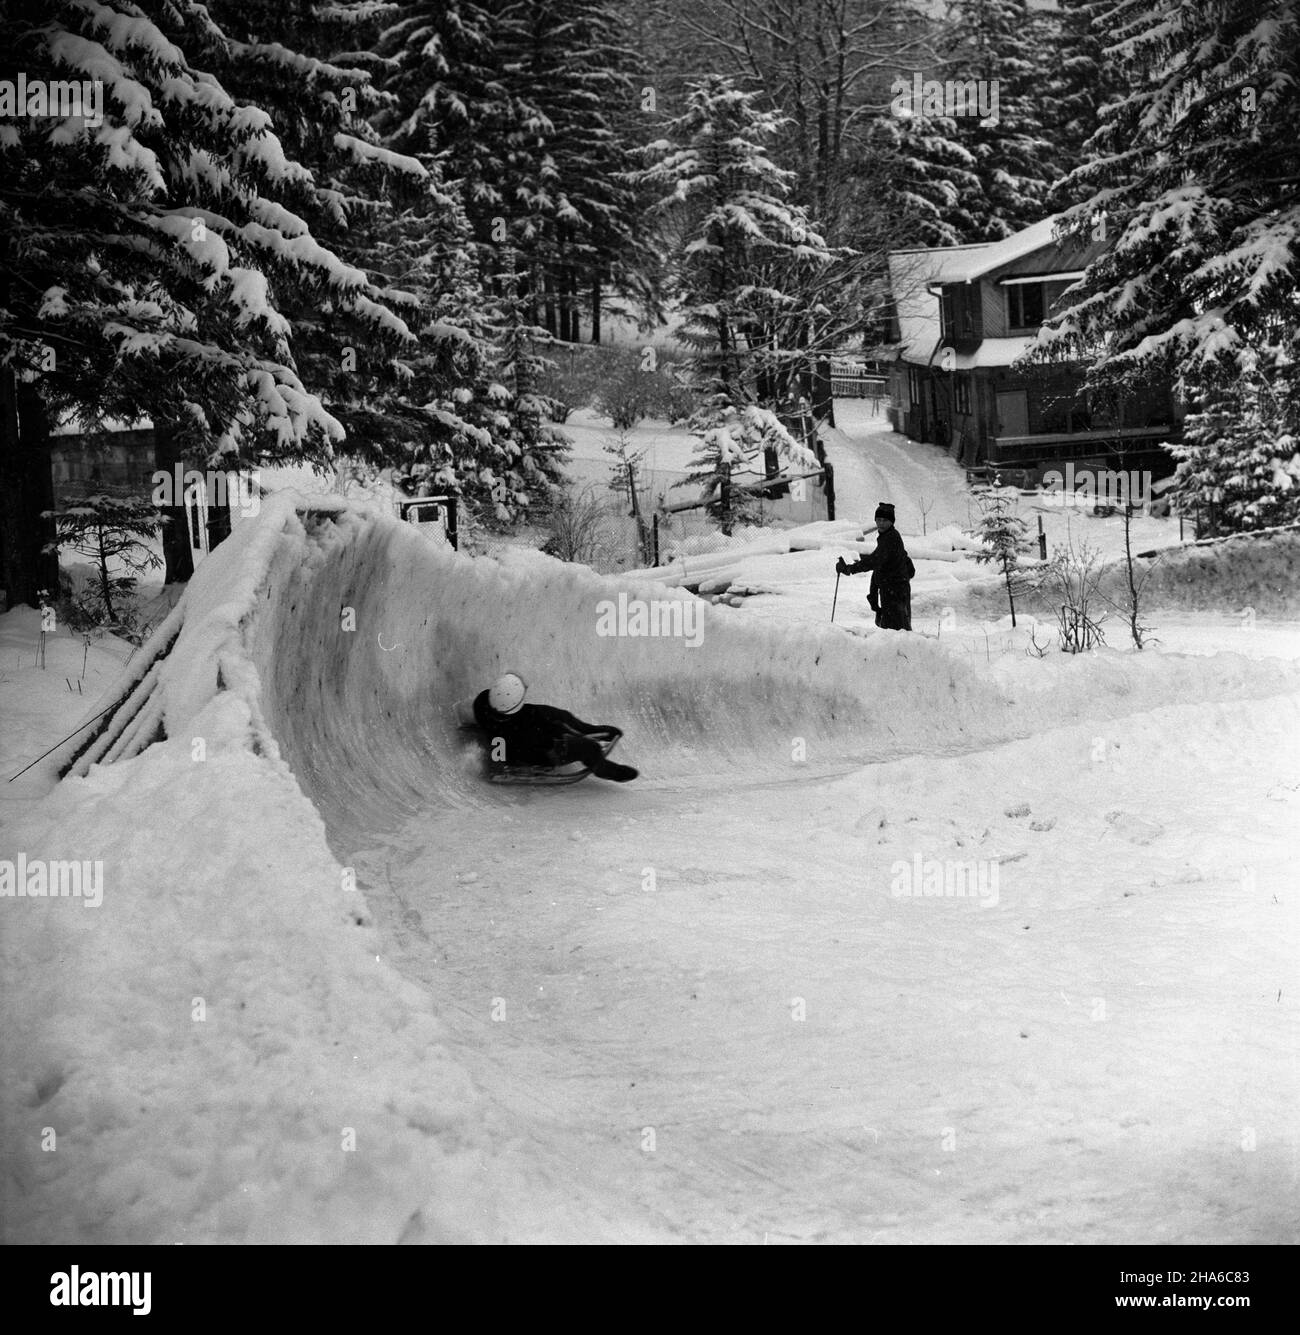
[485,728,623,786]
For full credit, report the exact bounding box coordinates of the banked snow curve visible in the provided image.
[244,503,1012,839]
[59,497,1300,854]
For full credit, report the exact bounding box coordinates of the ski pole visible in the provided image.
[831,570,841,623]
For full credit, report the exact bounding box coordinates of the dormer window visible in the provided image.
[1006,282,1046,331]
[939,285,976,341]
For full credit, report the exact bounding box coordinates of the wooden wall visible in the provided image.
[50,430,157,505]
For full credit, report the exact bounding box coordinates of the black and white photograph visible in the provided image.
[0,0,1296,1270]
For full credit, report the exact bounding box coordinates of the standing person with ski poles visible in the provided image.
[835,502,915,631]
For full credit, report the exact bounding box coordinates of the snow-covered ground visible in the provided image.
[561,408,699,479]
[3,414,1298,1245]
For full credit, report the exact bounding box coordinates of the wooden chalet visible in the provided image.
[876,216,1183,485]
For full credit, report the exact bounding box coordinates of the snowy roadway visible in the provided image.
[825,398,972,534]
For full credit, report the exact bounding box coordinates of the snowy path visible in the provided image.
[825,399,973,534]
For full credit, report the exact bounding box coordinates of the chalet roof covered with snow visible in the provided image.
[930,214,1068,285]
[878,214,1089,366]
[883,244,988,364]
[951,337,1037,369]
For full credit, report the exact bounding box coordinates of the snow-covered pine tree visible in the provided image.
[374,2,581,520]
[43,494,162,632]
[1033,0,1300,533]
[652,0,935,246]
[379,0,653,343]
[1171,371,1300,535]
[941,0,1058,239]
[485,257,570,524]
[1041,0,1128,200]
[0,0,419,597]
[376,1,556,309]
[972,478,1032,626]
[654,1,948,421]
[859,109,979,250]
[496,0,646,343]
[369,182,522,517]
[201,0,437,458]
[141,0,457,566]
[634,76,835,414]
[676,405,814,536]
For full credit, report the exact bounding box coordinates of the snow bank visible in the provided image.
[0,692,514,1243]
[1,496,667,1243]
[933,527,1300,621]
[1110,527,1300,615]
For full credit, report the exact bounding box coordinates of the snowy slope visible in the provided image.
[3,495,1298,1243]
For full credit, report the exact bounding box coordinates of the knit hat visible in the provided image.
[875,502,896,523]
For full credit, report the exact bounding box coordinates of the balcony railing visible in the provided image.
[989,424,1177,463]
[992,425,1175,448]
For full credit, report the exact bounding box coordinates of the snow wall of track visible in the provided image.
[59,496,1300,850]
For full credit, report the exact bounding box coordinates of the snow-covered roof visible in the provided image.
[51,414,153,437]
[881,215,1077,366]
[932,215,1066,285]
[952,338,1036,369]
[885,245,988,364]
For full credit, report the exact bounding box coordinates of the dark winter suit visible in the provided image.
[843,526,913,631]
[472,691,616,770]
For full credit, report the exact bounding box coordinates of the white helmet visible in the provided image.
[488,672,527,714]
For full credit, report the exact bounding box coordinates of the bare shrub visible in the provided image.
[1047,538,1108,652]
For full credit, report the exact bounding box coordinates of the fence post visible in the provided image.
[652,512,660,567]
[823,459,835,521]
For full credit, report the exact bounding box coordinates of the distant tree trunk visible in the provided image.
[557,264,570,342]
[153,426,194,584]
[205,470,233,552]
[94,521,116,621]
[591,273,602,344]
[0,371,60,608]
[542,267,557,337]
[811,358,835,428]
[755,342,776,407]
[559,272,574,342]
